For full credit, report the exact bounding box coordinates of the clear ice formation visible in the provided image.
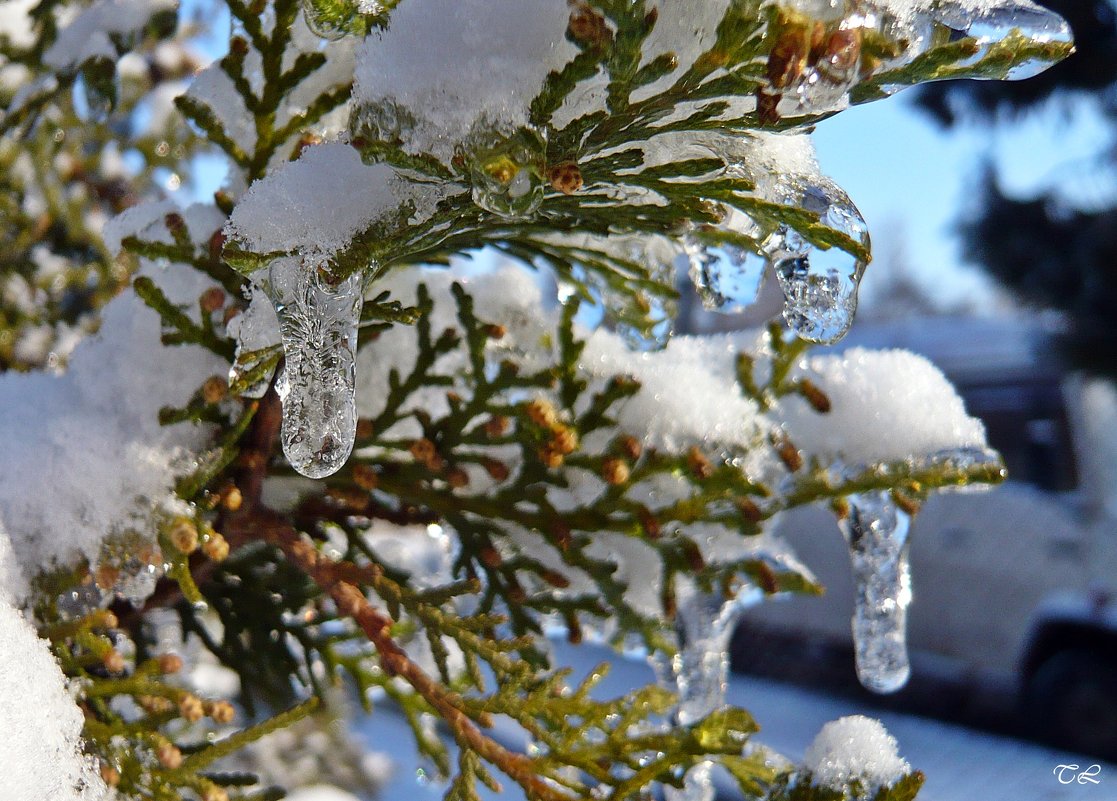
[462,124,547,220]
[653,585,749,801]
[228,286,280,399]
[770,180,870,345]
[692,169,869,345]
[686,209,769,315]
[268,257,364,479]
[73,57,116,123]
[929,0,1074,81]
[300,0,351,40]
[839,490,913,694]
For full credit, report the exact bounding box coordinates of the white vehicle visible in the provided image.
[733,315,1117,758]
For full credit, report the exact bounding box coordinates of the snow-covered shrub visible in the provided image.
[0,1,1070,800]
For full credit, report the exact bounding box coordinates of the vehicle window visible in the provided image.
[959,380,1078,492]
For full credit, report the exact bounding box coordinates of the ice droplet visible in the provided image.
[300,0,351,40]
[764,2,865,118]
[350,99,415,164]
[461,123,546,220]
[771,181,869,344]
[928,0,1072,80]
[839,490,912,694]
[686,209,769,314]
[612,235,681,351]
[56,576,109,621]
[94,531,166,607]
[268,257,364,479]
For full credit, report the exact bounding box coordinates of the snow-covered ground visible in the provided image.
[358,641,1114,801]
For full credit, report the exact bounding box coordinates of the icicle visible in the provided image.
[653,584,745,801]
[461,123,547,220]
[686,209,769,314]
[268,257,364,479]
[770,180,869,344]
[759,0,1071,121]
[839,490,912,694]
[575,233,680,351]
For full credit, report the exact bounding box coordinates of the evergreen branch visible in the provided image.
[174,94,252,169]
[257,513,574,801]
[178,698,321,773]
[133,275,236,360]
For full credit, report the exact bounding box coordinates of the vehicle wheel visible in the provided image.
[1026,648,1117,760]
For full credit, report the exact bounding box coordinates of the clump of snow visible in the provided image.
[776,347,987,465]
[803,715,910,792]
[102,198,180,256]
[284,787,363,801]
[224,143,446,265]
[43,0,175,70]
[0,531,107,800]
[353,0,575,160]
[580,331,767,455]
[0,204,227,597]
[0,0,37,49]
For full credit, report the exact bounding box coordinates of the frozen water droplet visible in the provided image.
[300,0,350,40]
[686,210,769,314]
[930,0,1072,80]
[760,3,871,120]
[56,577,109,620]
[95,531,165,607]
[461,124,546,220]
[611,235,681,351]
[771,181,868,344]
[839,490,912,694]
[268,257,364,479]
[73,57,117,123]
[350,99,415,164]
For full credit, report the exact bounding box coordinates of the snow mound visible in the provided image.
[0,535,107,801]
[777,347,987,465]
[804,715,910,791]
[0,205,227,597]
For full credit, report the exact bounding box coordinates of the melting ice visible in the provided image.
[839,490,913,694]
[653,585,749,801]
[927,0,1073,81]
[687,210,769,315]
[268,257,364,479]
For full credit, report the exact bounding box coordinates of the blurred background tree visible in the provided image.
[915,0,1117,379]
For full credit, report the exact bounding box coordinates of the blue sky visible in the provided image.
[813,92,1113,311]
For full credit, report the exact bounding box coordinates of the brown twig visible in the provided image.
[252,511,571,801]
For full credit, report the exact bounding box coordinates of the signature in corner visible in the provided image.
[1054,764,1102,785]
